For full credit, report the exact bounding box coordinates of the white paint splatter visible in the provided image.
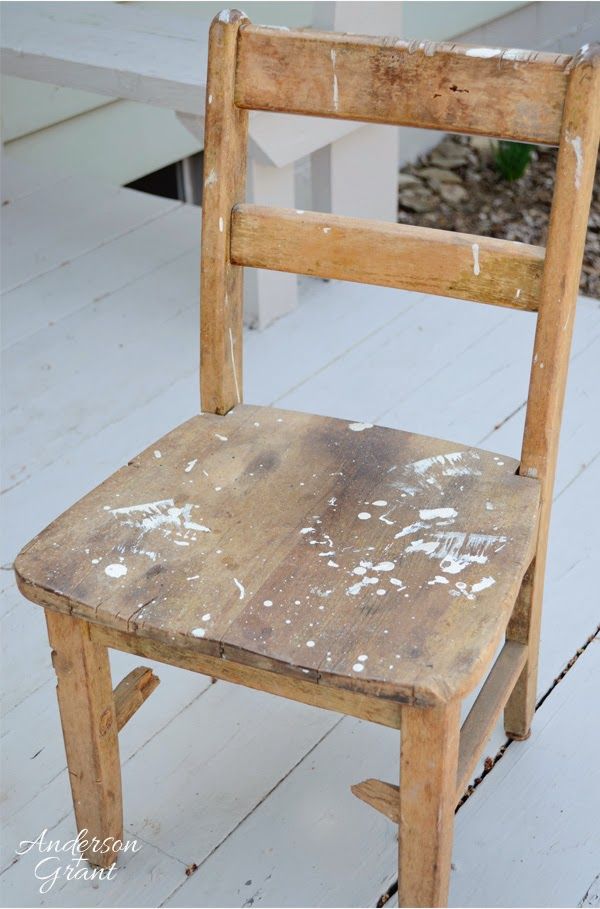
[352,663,364,672]
[372,561,395,572]
[215,433,228,442]
[185,459,197,473]
[263,599,273,607]
[515,288,521,299]
[567,133,584,189]
[187,575,200,581]
[349,422,373,432]
[405,530,507,574]
[204,168,218,188]
[228,327,241,404]
[202,613,211,621]
[419,507,457,520]
[105,563,127,579]
[301,527,315,534]
[154,450,162,459]
[327,559,339,568]
[217,9,231,22]
[346,576,378,596]
[471,576,496,593]
[465,47,502,58]
[219,217,224,233]
[394,521,427,539]
[191,627,206,638]
[405,539,439,556]
[428,575,449,585]
[472,242,480,276]
[331,49,339,111]
[306,640,315,648]
[357,512,371,520]
[357,654,368,662]
[372,500,388,507]
[233,577,245,599]
[109,500,211,540]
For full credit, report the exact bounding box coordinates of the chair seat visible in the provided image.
[15,404,540,705]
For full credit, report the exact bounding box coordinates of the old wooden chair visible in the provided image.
[14,12,599,907]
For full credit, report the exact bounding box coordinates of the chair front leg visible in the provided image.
[46,610,123,868]
[399,700,461,908]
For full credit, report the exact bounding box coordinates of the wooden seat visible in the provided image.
[13,10,599,907]
[15,404,539,705]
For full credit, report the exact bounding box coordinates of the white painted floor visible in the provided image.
[1,157,599,908]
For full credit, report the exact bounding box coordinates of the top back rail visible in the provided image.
[236,26,573,146]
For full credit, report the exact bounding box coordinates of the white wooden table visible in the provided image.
[0,0,401,328]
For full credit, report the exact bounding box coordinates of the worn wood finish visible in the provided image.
[45,610,122,868]
[456,640,527,798]
[15,404,540,708]
[399,701,461,907]
[351,777,400,823]
[113,666,160,732]
[90,624,402,729]
[506,44,600,739]
[200,10,248,415]
[231,205,544,311]
[236,26,571,145]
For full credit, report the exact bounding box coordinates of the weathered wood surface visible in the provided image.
[236,25,571,145]
[231,205,544,311]
[506,43,600,738]
[113,665,160,732]
[45,610,123,868]
[200,11,248,416]
[16,404,539,707]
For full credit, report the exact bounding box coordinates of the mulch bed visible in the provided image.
[397,135,600,298]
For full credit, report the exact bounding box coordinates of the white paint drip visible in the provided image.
[185,459,198,473]
[228,327,241,404]
[105,563,127,579]
[233,577,245,599]
[348,421,373,432]
[472,242,480,276]
[330,49,339,111]
[567,133,584,189]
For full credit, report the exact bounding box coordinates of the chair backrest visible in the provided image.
[200,10,599,524]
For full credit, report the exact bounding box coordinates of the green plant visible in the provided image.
[493,141,533,181]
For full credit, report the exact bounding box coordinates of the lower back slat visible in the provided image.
[231,205,543,311]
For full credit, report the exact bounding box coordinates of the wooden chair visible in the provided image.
[14,12,599,907]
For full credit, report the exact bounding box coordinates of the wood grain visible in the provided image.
[16,404,540,707]
[507,44,600,738]
[113,666,160,732]
[231,205,544,311]
[46,611,122,868]
[399,701,461,907]
[200,10,248,415]
[236,26,571,145]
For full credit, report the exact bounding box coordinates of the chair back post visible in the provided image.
[200,9,249,415]
[505,46,600,735]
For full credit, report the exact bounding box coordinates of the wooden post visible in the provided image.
[399,702,461,907]
[200,10,249,415]
[506,45,600,739]
[46,611,123,868]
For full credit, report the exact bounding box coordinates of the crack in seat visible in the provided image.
[16,404,539,706]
